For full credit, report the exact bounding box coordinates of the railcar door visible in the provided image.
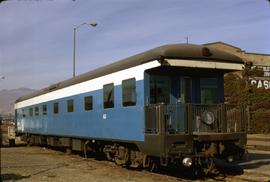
[144,74,193,157]
[166,77,192,133]
[147,75,193,134]
[175,77,192,104]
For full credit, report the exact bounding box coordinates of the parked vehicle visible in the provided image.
[15,44,246,174]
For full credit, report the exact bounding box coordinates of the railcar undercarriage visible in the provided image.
[18,100,247,176]
[18,134,156,170]
[18,131,246,176]
[17,102,247,176]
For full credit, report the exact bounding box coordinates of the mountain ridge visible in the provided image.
[0,88,36,116]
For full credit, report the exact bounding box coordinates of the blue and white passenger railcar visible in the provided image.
[15,44,247,173]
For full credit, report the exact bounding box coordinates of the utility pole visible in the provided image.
[185,36,189,44]
[244,62,253,133]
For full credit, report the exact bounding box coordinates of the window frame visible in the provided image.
[103,83,114,109]
[200,77,218,104]
[150,76,171,104]
[42,105,47,115]
[180,77,192,103]
[67,99,74,113]
[22,109,26,118]
[29,108,33,117]
[122,78,136,107]
[35,106,39,116]
[84,96,93,111]
[53,102,59,114]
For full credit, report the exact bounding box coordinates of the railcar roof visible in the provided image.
[16,43,243,103]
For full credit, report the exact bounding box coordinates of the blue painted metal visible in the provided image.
[16,80,145,142]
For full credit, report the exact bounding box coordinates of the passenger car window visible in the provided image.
[35,106,39,116]
[200,78,218,104]
[150,76,170,104]
[103,83,114,109]
[67,100,74,112]
[29,108,33,116]
[22,109,26,118]
[42,105,47,115]
[122,78,136,107]
[84,96,93,111]
[53,103,59,114]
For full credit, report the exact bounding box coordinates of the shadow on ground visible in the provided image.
[1,143,27,148]
[238,152,270,170]
[1,173,30,181]
[155,163,244,181]
[4,145,269,181]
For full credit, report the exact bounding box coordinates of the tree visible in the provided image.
[224,67,270,134]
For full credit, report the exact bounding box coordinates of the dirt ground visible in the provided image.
[1,146,270,182]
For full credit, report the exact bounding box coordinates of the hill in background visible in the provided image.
[0,88,36,116]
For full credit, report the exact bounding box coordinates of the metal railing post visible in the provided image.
[221,104,227,133]
[187,104,193,135]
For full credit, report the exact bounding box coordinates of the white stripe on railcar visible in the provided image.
[15,61,161,109]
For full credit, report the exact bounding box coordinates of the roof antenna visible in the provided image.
[185,36,189,44]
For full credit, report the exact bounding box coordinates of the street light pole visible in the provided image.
[73,22,97,78]
[73,27,76,78]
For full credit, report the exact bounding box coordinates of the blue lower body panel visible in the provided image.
[16,81,145,142]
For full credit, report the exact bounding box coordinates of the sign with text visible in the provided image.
[250,65,270,90]
[251,65,270,77]
[250,78,270,89]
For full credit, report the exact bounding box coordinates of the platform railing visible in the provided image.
[145,103,246,135]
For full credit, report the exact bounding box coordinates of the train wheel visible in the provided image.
[203,158,219,175]
[106,152,114,161]
[114,146,129,166]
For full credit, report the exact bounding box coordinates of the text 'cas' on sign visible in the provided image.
[250,78,270,90]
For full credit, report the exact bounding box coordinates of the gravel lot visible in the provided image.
[1,146,270,182]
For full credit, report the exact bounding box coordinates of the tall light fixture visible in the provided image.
[73,22,97,77]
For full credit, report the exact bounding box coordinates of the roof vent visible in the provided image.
[46,83,60,91]
[202,47,213,57]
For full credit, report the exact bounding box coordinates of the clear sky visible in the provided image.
[0,0,269,90]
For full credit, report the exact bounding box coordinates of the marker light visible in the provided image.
[182,157,193,167]
[202,111,215,125]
